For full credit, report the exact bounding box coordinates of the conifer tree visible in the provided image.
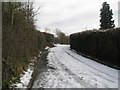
[100,2,115,29]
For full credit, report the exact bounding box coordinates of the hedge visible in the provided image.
[70,28,120,69]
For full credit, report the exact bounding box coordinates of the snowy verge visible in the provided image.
[11,53,41,88]
[11,63,34,88]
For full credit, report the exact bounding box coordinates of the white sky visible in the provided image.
[34,0,119,35]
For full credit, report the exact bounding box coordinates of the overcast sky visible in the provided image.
[34,0,119,35]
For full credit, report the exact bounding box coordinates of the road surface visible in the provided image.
[32,45,118,88]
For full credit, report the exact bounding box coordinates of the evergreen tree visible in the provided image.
[100,2,115,29]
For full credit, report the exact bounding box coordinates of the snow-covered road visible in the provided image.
[32,45,118,88]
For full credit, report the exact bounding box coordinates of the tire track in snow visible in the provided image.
[32,45,118,88]
[64,49,117,83]
[51,50,95,88]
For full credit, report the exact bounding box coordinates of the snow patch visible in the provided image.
[45,46,50,50]
[11,54,41,88]
[12,68,33,88]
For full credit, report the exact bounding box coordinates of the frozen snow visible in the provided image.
[33,45,118,88]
